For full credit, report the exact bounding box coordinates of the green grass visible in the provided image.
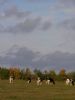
[0,80,75,100]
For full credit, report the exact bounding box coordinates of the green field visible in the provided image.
[0,80,75,100]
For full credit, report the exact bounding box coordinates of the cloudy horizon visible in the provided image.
[0,0,75,71]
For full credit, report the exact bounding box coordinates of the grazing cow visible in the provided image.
[27,77,31,84]
[49,77,55,85]
[46,77,55,85]
[66,78,70,85]
[46,79,50,85]
[9,76,13,83]
[70,79,74,86]
[66,78,74,86]
[37,77,42,86]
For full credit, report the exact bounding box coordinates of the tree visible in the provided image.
[9,68,14,77]
[24,68,32,80]
[49,70,56,79]
[9,67,21,79]
[67,72,75,80]
[58,69,67,80]
[13,68,21,79]
[43,70,49,80]
[0,68,9,79]
[34,69,43,79]
[59,69,66,76]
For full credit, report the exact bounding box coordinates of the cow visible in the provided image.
[9,76,13,83]
[46,77,55,85]
[66,78,74,86]
[37,77,42,86]
[27,77,31,84]
[70,79,74,86]
[46,79,50,85]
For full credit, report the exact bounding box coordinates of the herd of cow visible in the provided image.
[36,77,55,86]
[9,76,74,86]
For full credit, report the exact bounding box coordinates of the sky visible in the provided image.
[0,0,75,71]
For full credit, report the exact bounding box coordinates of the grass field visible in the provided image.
[0,80,75,100]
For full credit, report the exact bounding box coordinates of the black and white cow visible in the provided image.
[9,76,13,83]
[37,77,42,85]
[66,78,74,86]
[46,77,55,85]
[27,77,31,84]
[70,79,74,86]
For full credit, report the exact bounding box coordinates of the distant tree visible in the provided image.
[43,70,49,80]
[34,69,43,79]
[59,69,66,76]
[0,68,9,79]
[20,69,25,80]
[58,69,67,80]
[9,68,14,77]
[67,72,75,80]
[24,68,32,80]
[44,70,48,74]
[9,67,21,79]
[49,70,57,79]
[13,68,21,79]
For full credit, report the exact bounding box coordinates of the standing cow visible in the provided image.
[66,78,74,86]
[47,77,55,85]
[27,77,31,84]
[9,76,13,83]
[37,77,42,86]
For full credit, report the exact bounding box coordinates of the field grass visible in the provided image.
[0,80,75,100]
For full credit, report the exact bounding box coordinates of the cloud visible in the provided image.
[0,0,8,5]
[33,51,75,71]
[0,46,39,66]
[51,0,75,15]
[58,18,75,44]
[0,24,4,32]
[0,46,75,71]
[60,18,75,30]
[0,14,51,34]
[41,21,51,31]
[59,0,75,5]
[0,5,52,34]
[23,0,50,3]
[4,17,42,34]
[0,6,31,19]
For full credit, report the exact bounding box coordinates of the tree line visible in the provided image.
[0,67,75,81]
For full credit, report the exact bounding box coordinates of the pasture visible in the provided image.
[0,80,75,100]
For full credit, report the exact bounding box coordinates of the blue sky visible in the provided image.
[0,0,75,71]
